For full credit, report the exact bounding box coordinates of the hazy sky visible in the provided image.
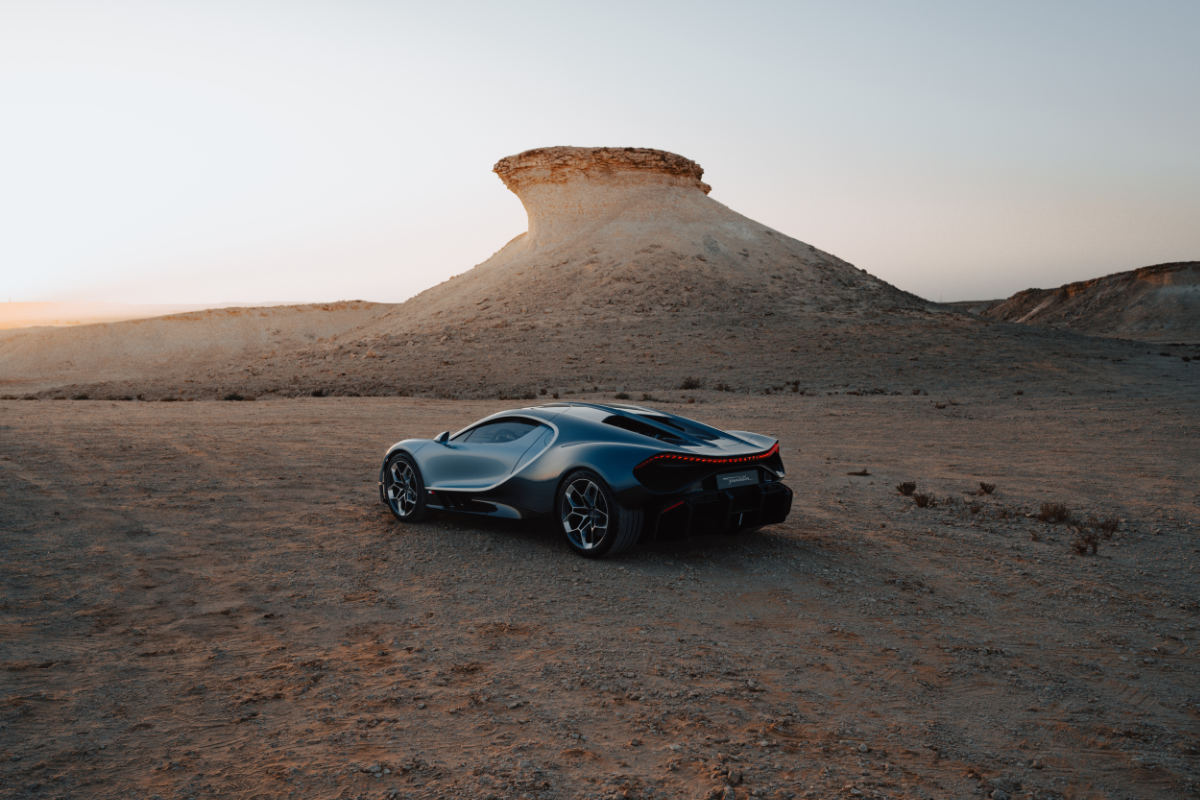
[2,0,1197,305]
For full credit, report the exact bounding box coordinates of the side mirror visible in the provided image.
[434,431,450,444]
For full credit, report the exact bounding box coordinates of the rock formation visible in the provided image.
[982,262,1200,341]
[364,146,924,329]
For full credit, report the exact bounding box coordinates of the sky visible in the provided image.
[1,0,1197,305]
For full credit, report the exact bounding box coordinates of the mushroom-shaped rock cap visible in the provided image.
[492,146,715,247]
[494,146,711,195]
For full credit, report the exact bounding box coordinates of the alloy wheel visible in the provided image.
[385,459,420,517]
[561,477,610,550]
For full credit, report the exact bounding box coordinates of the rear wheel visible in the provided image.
[557,470,643,557]
[381,452,430,522]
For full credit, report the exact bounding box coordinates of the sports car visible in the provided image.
[378,402,792,557]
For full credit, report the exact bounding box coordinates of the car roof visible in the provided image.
[517,401,726,437]
[472,401,669,426]
[522,400,664,420]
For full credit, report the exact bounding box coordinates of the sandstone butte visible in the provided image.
[360,146,926,335]
[2,145,942,399]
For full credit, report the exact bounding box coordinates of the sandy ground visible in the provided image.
[1,393,1197,800]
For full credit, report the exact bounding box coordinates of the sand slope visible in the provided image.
[0,302,387,395]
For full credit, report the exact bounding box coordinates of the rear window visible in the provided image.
[602,415,685,444]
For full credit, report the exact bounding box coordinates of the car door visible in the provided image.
[422,418,545,490]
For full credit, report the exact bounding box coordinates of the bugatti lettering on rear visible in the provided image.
[378,402,793,558]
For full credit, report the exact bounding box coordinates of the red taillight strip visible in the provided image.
[636,442,779,469]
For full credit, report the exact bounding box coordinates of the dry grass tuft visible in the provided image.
[1037,502,1073,524]
[896,482,916,496]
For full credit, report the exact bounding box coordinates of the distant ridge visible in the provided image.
[981,262,1200,342]
[0,302,386,394]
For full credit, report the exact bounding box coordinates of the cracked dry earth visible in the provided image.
[1,394,1197,799]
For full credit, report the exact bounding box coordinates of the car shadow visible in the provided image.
[388,506,813,564]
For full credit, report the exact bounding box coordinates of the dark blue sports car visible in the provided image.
[379,402,792,557]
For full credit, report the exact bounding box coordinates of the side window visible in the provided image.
[460,419,541,445]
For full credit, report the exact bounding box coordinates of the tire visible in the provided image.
[557,469,643,558]
[381,452,430,522]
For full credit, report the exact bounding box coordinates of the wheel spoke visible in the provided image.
[566,485,586,512]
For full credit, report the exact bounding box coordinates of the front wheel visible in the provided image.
[381,452,430,522]
[557,470,643,558]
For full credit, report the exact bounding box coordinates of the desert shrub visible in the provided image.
[614,392,631,400]
[678,376,704,390]
[913,493,934,508]
[223,392,247,401]
[896,482,917,496]
[979,482,996,495]
[311,388,326,397]
[1038,502,1073,524]
[714,382,732,392]
[551,392,559,399]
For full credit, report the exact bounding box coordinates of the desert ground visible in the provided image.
[2,389,1197,800]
